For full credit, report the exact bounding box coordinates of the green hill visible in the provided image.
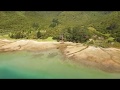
[0,11,120,46]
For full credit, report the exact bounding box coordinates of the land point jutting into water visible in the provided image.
[0,11,120,79]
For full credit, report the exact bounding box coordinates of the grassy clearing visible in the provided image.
[111,42,120,48]
[0,35,11,39]
[35,37,57,42]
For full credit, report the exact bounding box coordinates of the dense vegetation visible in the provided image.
[0,11,120,48]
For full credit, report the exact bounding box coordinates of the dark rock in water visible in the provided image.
[32,53,44,58]
[47,52,58,58]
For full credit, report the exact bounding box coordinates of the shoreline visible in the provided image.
[0,39,120,73]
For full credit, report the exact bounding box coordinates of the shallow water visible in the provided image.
[0,49,120,79]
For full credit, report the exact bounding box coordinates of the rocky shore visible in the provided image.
[0,39,120,73]
[63,44,120,73]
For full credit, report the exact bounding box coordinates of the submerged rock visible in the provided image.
[47,52,58,58]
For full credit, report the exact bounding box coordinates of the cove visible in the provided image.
[0,49,120,79]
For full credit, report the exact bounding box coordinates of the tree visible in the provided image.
[49,18,59,28]
[116,37,120,42]
[58,27,91,43]
[49,22,57,28]
[36,31,41,38]
[106,37,115,43]
[32,23,39,30]
[52,18,59,25]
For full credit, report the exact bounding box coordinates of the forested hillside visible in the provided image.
[0,11,120,47]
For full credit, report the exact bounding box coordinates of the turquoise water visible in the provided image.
[0,49,120,79]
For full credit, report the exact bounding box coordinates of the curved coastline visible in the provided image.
[0,39,120,73]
